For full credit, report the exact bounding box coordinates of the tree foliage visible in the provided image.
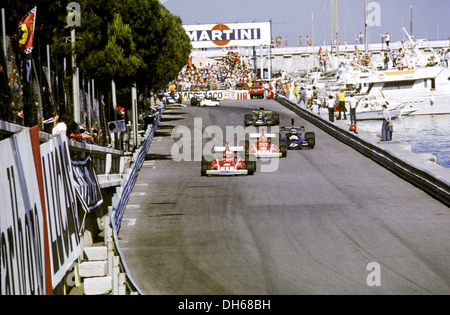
[80,13,144,80]
[2,0,191,91]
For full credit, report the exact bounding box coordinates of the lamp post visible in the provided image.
[67,4,81,124]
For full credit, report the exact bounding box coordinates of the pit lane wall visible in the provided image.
[275,96,450,207]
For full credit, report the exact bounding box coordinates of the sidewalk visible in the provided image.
[319,110,450,184]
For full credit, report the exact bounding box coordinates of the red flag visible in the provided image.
[116,106,126,118]
[18,7,37,54]
[318,47,322,55]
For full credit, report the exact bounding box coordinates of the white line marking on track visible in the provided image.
[122,218,136,226]
[126,205,141,209]
[130,192,146,196]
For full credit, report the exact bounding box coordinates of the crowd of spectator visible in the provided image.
[173,51,259,92]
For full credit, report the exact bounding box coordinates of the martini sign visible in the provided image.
[184,22,271,49]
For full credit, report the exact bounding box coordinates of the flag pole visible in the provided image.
[1,8,6,61]
[71,27,80,124]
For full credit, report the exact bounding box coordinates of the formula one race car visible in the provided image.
[199,97,220,107]
[248,128,287,158]
[244,108,280,127]
[201,141,256,176]
[280,119,315,150]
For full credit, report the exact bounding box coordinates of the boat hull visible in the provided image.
[356,109,401,121]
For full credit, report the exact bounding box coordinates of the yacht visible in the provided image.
[351,66,450,116]
[335,27,450,116]
[354,96,404,121]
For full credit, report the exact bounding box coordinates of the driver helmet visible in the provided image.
[223,141,234,159]
[290,128,297,135]
[259,135,268,144]
[223,150,234,159]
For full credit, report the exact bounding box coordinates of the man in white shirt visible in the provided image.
[381,104,392,141]
[263,81,270,99]
[311,100,320,115]
[52,114,67,136]
[327,95,336,122]
[305,87,313,109]
[348,94,358,126]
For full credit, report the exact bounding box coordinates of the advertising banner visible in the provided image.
[184,22,271,49]
[175,90,249,101]
[108,120,126,133]
[40,134,81,288]
[0,128,51,295]
[72,156,103,212]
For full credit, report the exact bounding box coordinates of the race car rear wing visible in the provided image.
[249,133,278,138]
[252,110,273,115]
[281,118,305,132]
[213,146,245,153]
[281,126,305,132]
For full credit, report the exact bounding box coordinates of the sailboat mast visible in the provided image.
[364,0,369,53]
[336,0,339,57]
[331,0,334,53]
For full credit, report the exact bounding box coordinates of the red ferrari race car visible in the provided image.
[247,80,275,99]
[201,141,256,176]
[248,128,287,158]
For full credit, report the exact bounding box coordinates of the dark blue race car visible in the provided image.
[280,119,315,150]
[244,108,280,127]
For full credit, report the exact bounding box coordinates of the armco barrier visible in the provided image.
[106,109,163,295]
[275,96,450,208]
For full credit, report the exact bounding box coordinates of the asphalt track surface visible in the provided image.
[118,99,450,295]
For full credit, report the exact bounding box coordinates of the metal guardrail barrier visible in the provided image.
[105,109,163,295]
[276,96,450,207]
[0,119,125,183]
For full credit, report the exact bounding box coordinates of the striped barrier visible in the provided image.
[175,89,250,101]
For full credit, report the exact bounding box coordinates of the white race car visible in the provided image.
[199,97,220,107]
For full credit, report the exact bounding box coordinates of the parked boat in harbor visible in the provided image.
[355,97,404,120]
[346,66,450,116]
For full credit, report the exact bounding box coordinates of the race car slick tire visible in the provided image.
[244,114,253,126]
[280,139,287,157]
[201,161,209,176]
[191,97,199,106]
[246,160,255,175]
[305,132,315,149]
[240,140,250,155]
[272,114,280,125]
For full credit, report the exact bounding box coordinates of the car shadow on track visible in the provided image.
[145,153,173,161]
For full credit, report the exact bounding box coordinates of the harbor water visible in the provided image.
[356,115,450,168]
